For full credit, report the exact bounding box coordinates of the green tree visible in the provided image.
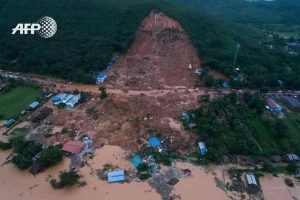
[99,86,108,99]
[38,147,63,168]
[50,170,81,189]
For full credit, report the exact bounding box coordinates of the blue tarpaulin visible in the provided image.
[222,81,229,89]
[131,155,143,168]
[149,137,161,148]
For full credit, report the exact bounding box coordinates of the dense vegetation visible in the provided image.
[187,93,300,160]
[0,0,299,88]
[9,137,63,170]
[175,0,300,24]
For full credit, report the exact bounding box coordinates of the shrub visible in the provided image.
[285,163,298,174]
[0,141,11,150]
[137,163,149,173]
[139,173,151,180]
[12,154,32,170]
[51,170,80,189]
[38,147,63,168]
[99,87,108,99]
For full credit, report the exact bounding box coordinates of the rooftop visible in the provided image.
[149,137,161,148]
[28,101,39,109]
[107,170,125,183]
[283,96,300,108]
[62,141,84,154]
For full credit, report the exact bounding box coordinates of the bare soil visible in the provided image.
[49,89,199,154]
[106,11,201,90]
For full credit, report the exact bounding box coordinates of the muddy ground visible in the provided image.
[106,11,201,90]
[48,89,200,154]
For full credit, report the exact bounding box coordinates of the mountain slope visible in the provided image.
[0,0,299,88]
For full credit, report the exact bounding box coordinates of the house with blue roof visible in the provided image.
[4,119,15,127]
[148,137,161,148]
[182,112,190,122]
[52,93,67,105]
[198,142,207,156]
[222,81,229,89]
[107,170,125,183]
[28,101,39,110]
[96,72,107,84]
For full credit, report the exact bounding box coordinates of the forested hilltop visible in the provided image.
[175,0,300,24]
[0,0,299,88]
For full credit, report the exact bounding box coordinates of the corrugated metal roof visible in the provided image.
[283,96,300,108]
[62,141,84,154]
[62,94,74,103]
[267,98,277,109]
[286,154,300,161]
[246,174,257,185]
[267,98,282,111]
[198,142,206,149]
[108,170,125,183]
[29,101,39,109]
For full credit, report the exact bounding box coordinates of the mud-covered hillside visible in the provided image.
[107,11,200,89]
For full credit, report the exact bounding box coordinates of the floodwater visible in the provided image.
[173,162,228,200]
[0,146,160,200]
[260,174,300,200]
[0,145,231,200]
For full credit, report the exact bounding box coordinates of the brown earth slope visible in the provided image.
[23,11,209,154]
[107,10,201,90]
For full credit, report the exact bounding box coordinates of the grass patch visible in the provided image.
[245,115,282,154]
[0,86,40,120]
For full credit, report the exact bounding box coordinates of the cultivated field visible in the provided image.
[0,86,40,119]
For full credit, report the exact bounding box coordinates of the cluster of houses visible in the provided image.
[51,93,81,109]
[61,136,127,183]
[266,96,300,113]
[96,56,117,84]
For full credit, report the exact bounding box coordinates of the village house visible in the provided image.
[266,98,282,112]
[107,170,126,183]
[282,96,300,112]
